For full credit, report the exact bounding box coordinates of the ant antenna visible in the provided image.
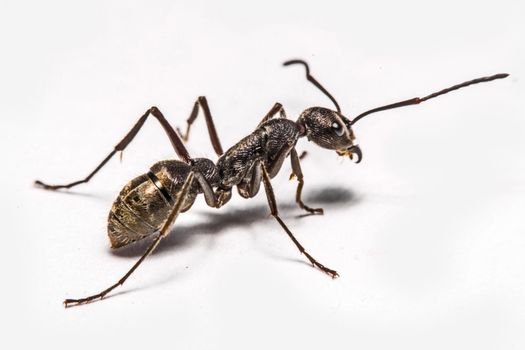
[350,73,509,125]
[284,59,341,113]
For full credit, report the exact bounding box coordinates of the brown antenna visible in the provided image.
[350,73,509,125]
[284,59,342,113]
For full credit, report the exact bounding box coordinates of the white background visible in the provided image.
[1,1,524,349]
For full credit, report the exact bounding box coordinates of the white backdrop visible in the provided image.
[1,1,524,349]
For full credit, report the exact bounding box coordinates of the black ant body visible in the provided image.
[35,59,508,306]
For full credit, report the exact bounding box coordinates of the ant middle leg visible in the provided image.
[176,96,224,156]
[257,102,287,128]
[289,148,323,215]
[236,160,262,199]
[35,106,191,190]
[260,163,337,278]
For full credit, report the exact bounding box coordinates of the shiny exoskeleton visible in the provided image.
[108,108,361,249]
[35,59,508,307]
[108,159,218,248]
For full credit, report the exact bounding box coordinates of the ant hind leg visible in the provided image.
[35,107,191,190]
[63,172,195,307]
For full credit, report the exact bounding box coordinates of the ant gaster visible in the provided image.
[35,59,508,307]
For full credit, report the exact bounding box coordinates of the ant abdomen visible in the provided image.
[107,160,197,248]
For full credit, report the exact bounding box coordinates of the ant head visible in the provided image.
[285,58,508,165]
[297,107,362,163]
[284,59,362,163]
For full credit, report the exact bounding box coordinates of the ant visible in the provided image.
[35,59,508,307]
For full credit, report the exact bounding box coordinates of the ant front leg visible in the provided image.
[176,96,224,156]
[35,107,191,190]
[260,163,337,278]
[289,148,323,215]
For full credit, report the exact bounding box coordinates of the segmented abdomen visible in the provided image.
[107,160,196,248]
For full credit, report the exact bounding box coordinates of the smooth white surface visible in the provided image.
[1,1,524,349]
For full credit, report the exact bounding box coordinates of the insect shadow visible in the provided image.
[111,185,360,259]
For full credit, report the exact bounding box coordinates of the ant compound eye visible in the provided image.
[331,122,344,136]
